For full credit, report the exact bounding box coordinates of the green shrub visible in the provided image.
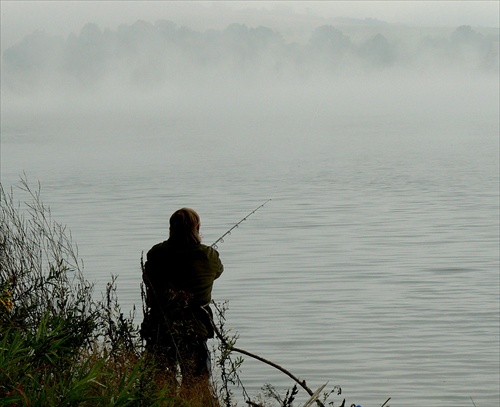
[1,179,358,407]
[0,179,174,406]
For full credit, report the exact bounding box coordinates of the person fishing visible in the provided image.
[141,207,223,403]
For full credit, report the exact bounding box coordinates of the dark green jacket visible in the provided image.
[143,240,223,339]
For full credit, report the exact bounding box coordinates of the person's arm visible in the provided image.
[212,248,223,279]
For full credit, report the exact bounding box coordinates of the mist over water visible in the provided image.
[2,19,498,154]
[2,15,499,406]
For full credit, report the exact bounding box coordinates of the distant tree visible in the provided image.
[307,25,352,72]
[218,23,284,76]
[115,20,163,53]
[308,25,351,55]
[358,33,396,67]
[63,23,110,85]
[450,25,484,45]
[2,30,64,90]
[114,20,173,86]
[449,25,492,70]
[155,19,177,34]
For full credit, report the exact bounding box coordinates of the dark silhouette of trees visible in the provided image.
[309,25,351,55]
[3,31,63,90]
[64,23,110,84]
[307,25,352,70]
[2,20,497,92]
[358,34,396,67]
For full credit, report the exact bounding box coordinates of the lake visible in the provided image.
[1,73,499,405]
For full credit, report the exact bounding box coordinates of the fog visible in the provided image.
[2,1,499,49]
[1,2,499,162]
[2,21,498,99]
[1,6,498,404]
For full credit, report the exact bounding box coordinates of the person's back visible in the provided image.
[144,239,223,338]
[146,240,222,306]
[141,208,223,404]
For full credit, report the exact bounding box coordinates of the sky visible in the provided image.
[1,0,499,50]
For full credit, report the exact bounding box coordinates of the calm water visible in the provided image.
[1,76,499,406]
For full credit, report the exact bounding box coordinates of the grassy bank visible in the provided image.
[0,180,186,406]
[0,179,356,407]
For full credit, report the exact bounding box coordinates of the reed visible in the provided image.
[0,179,183,406]
[1,178,369,407]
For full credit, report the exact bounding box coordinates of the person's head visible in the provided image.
[168,208,201,245]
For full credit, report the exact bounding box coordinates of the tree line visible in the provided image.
[3,20,498,91]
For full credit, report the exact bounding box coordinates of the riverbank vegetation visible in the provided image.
[0,179,362,406]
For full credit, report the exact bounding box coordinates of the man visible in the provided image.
[141,208,223,402]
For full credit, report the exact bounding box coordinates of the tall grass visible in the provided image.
[0,179,359,407]
[0,180,189,406]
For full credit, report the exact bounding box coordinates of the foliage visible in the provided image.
[3,21,497,92]
[0,178,369,406]
[211,301,248,406]
[0,179,184,406]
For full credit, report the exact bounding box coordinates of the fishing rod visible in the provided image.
[211,199,271,248]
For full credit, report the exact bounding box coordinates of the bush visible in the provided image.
[0,179,175,406]
[1,178,361,407]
